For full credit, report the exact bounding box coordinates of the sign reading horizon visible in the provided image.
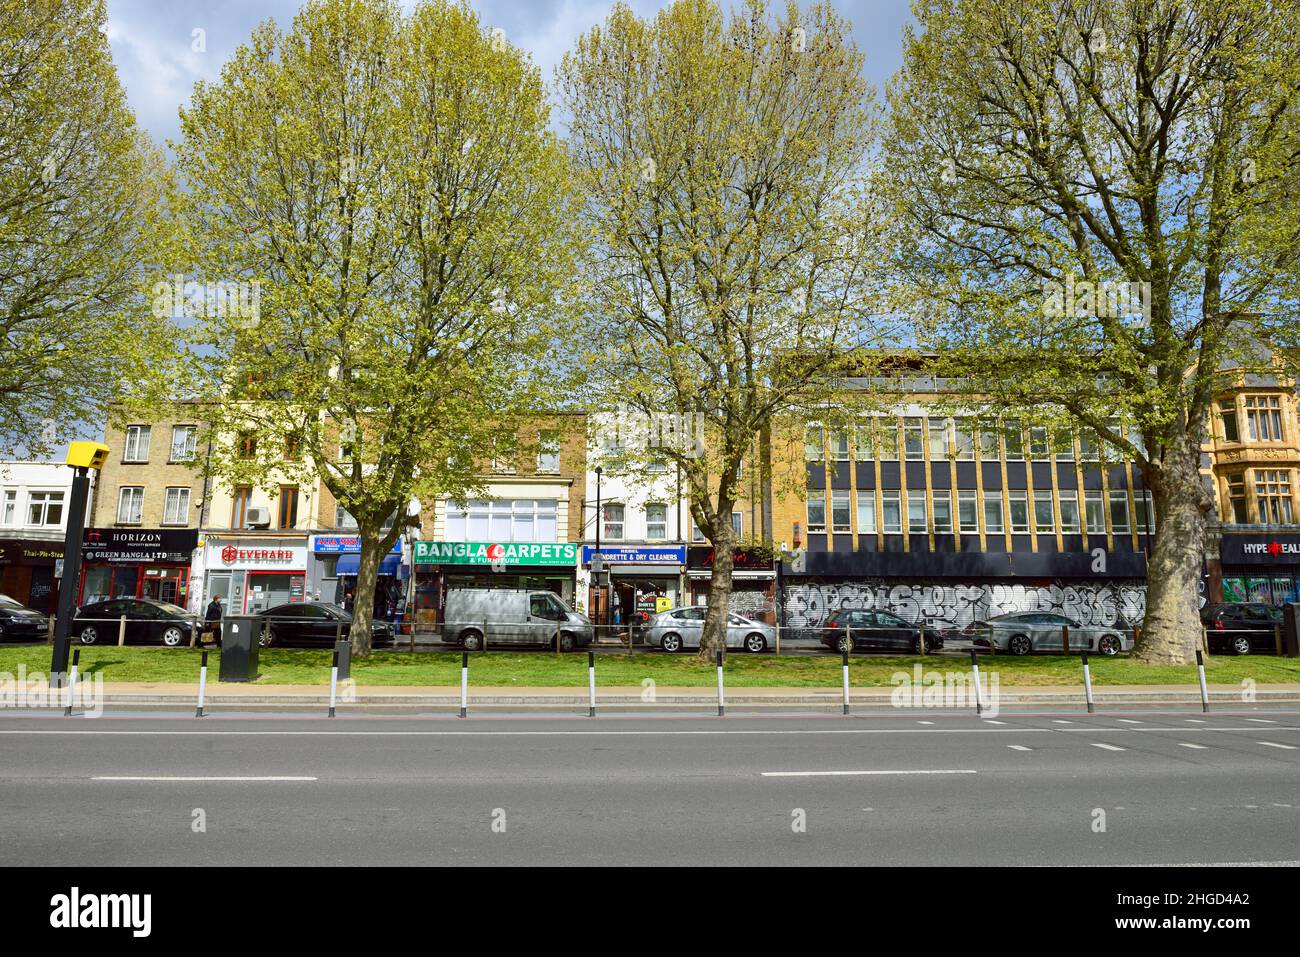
[413,541,577,567]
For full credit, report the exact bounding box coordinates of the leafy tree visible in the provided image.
[0,0,172,458]
[558,0,885,660]
[879,0,1300,664]
[174,0,575,654]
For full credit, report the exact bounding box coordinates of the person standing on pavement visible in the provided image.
[204,594,224,648]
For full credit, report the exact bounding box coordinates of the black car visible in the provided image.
[255,601,393,648]
[0,594,50,641]
[73,598,197,647]
[819,609,936,654]
[1201,602,1282,655]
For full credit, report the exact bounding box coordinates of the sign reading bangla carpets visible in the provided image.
[414,541,577,566]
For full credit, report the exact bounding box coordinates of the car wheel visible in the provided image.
[1098,635,1121,656]
[78,625,99,645]
[0,623,6,640]
[161,626,185,648]
[1008,634,1032,656]
[912,635,926,655]
[744,632,767,653]
[559,631,576,652]
[461,630,483,652]
[258,627,275,649]
[1231,635,1252,656]
[660,632,683,653]
[835,634,852,655]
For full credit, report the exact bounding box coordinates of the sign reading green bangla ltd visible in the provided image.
[414,541,578,567]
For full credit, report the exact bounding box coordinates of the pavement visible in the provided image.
[2,707,1299,865]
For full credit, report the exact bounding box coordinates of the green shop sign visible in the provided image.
[414,541,578,567]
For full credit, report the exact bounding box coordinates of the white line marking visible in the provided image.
[1259,741,1297,750]
[92,776,317,782]
[1117,719,1142,724]
[1186,719,1207,723]
[917,720,934,725]
[1053,720,1073,724]
[1091,743,1126,752]
[984,719,1007,725]
[1179,743,1208,750]
[1007,745,1032,751]
[761,770,977,777]
[1247,718,1277,724]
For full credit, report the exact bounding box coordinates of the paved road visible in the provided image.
[2,708,1298,866]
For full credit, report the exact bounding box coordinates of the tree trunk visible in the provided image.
[699,534,736,662]
[1136,440,1209,665]
[348,529,385,658]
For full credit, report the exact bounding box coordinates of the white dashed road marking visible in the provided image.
[1092,743,1126,752]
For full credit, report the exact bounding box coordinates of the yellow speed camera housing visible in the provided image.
[66,441,110,470]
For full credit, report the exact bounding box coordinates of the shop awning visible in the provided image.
[335,552,402,577]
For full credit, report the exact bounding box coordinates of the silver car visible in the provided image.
[643,606,775,653]
[972,612,1131,656]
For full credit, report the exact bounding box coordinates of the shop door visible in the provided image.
[142,566,186,605]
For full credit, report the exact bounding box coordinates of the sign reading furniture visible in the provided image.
[414,542,577,566]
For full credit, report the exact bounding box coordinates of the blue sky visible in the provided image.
[105,0,916,146]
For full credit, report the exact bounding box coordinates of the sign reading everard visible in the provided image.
[414,541,577,567]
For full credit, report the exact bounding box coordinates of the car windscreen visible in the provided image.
[148,601,189,617]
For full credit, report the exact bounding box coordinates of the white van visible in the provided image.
[442,588,593,650]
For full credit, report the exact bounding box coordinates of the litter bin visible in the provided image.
[219,615,261,682]
[1282,604,1300,657]
[333,639,351,680]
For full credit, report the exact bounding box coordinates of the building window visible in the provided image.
[977,419,999,461]
[1004,421,1024,461]
[1255,469,1293,523]
[984,494,1005,534]
[537,431,561,473]
[117,487,144,524]
[1029,427,1049,461]
[231,486,252,528]
[26,490,64,527]
[284,432,302,461]
[445,499,558,542]
[1133,488,1157,532]
[927,418,949,460]
[491,433,518,473]
[169,426,198,462]
[931,490,953,533]
[876,418,899,460]
[1008,490,1029,533]
[831,490,851,532]
[1226,473,1248,524]
[692,521,705,543]
[857,492,876,533]
[1219,401,1240,442]
[1034,491,1054,533]
[957,490,978,533]
[904,418,924,460]
[1079,431,1100,462]
[237,433,257,459]
[335,505,359,530]
[1059,490,1081,533]
[807,490,826,532]
[602,503,625,540]
[1,489,15,525]
[1085,490,1105,533]
[1109,490,1131,533]
[829,431,849,462]
[278,486,299,529]
[162,487,190,526]
[954,419,974,460]
[645,504,667,540]
[1246,396,1284,442]
[123,425,151,462]
[1053,430,1074,462]
[732,512,743,537]
[907,490,928,533]
[805,425,824,462]
[854,420,872,461]
[881,490,902,533]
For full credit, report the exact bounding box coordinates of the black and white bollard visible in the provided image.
[716,650,725,717]
[460,650,469,719]
[841,647,851,715]
[196,650,209,718]
[328,648,339,718]
[1081,649,1095,714]
[587,651,596,717]
[64,649,80,717]
[969,648,984,716]
[1196,649,1210,713]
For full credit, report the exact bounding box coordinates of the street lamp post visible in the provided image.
[51,442,109,686]
[593,465,603,630]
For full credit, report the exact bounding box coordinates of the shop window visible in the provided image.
[1034,491,1054,533]
[805,425,824,462]
[645,504,667,540]
[983,494,1005,534]
[927,418,949,460]
[904,418,924,460]
[1059,490,1081,533]
[931,490,952,533]
[537,430,561,472]
[163,487,190,526]
[123,425,151,462]
[907,490,927,533]
[231,486,252,528]
[881,490,902,533]
[1246,396,1284,442]
[1008,491,1029,533]
[278,486,299,529]
[170,425,198,462]
[831,491,851,532]
[1085,490,1105,533]
[602,503,625,540]
[26,490,64,527]
[806,490,826,533]
[1109,490,1130,533]
[1255,469,1293,524]
[1219,401,1241,442]
[117,487,144,525]
[957,490,978,533]
[1226,473,1248,524]
[954,419,974,460]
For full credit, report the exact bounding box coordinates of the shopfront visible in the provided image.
[201,536,309,614]
[307,534,405,611]
[79,528,199,607]
[1217,532,1300,604]
[581,545,684,624]
[411,541,578,631]
[0,539,61,613]
[687,545,777,622]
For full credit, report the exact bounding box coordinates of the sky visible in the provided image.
[104,0,917,148]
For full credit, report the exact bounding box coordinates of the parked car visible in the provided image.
[0,594,50,641]
[72,598,197,647]
[971,612,1130,655]
[1201,603,1282,655]
[255,601,394,648]
[441,588,593,651]
[643,606,775,653]
[817,609,933,654]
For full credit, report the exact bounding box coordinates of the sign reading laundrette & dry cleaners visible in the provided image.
[414,541,577,567]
